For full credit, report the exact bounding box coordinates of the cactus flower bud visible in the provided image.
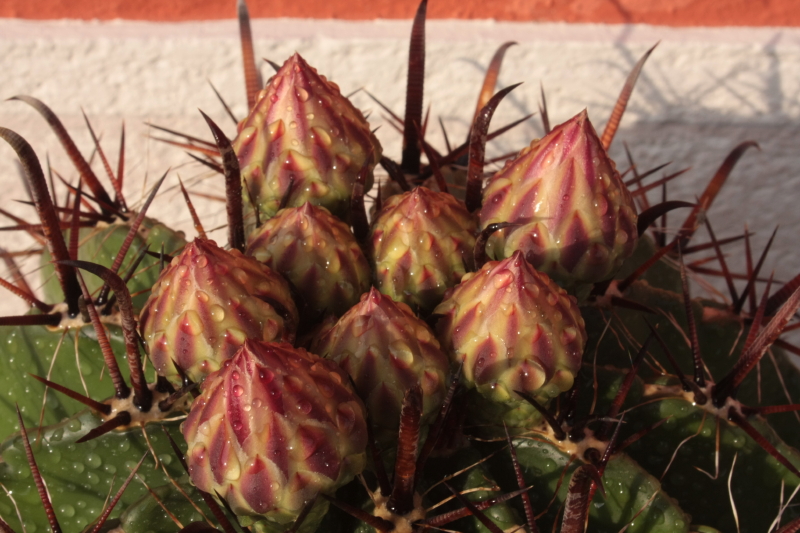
[246,202,372,320]
[433,251,586,427]
[370,186,477,315]
[311,288,450,438]
[232,53,382,226]
[140,239,299,382]
[480,110,638,285]
[183,340,367,524]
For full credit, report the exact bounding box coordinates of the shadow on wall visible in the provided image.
[0,22,798,314]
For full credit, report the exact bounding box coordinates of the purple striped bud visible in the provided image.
[183,340,367,524]
[140,239,298,382]
[434,251,586,427]
[480,110,638,285]
[370,186,477,315]
[246,202,372,320]
[311,288,450,438]
[233,53,382,225]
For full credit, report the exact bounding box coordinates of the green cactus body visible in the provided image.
[434,251,587,428]
[427,446,525,533]
[311,287,450,440]
[585,273,800,450]
[182,341,367,526]
[0,323,128,441]
[117,477,330,533]
[40,217,187,310]
[139,238,299,382]
[507,437,691,533]
[246,202,372,320]
[0,410,186,532]
[232,53,382,226]
[624,386,800,532]
[579,237,800,531]
[370,186,477,315]
[480,110,638,286]
[110,477,209,532]
[4,7,800,532]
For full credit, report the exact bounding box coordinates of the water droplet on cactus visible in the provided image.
[595,195,609,215]
[48,449,62,465]
[180,310,204,336]
[492,270,514,289]
[317,381,335,398]
[388,341,414,365]
[336,404,356,433]
[297,400,312,414]
[58,504,75,518]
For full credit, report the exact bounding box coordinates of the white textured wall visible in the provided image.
[1,18,799,315]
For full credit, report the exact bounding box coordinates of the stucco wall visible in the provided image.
[0,18,799,315]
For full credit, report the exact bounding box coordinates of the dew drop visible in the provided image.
[192,443,207,461]
[233,385,245,397]
[336,404,356,433]
[298,400,312,414]
[85,453,102,469]
[210,305,226,323]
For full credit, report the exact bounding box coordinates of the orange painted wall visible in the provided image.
[1,0,798,26]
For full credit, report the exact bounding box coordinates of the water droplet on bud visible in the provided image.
[298,400,312,414]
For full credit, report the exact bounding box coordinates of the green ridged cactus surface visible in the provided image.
[0,3,799,533]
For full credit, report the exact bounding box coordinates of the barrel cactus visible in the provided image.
[1,3,799,533]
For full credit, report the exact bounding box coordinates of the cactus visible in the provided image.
[1,2,800,533]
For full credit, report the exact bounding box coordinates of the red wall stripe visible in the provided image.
[1,0,798,27]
